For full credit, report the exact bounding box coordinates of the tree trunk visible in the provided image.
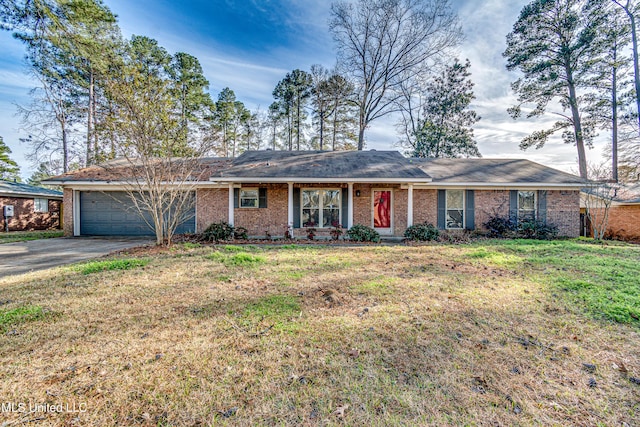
[87,68,95,166]
[319,111,324,150]
[630,9,640,132]
[357,107,366,150]
[332,101,339,151]
[62,124,69,173]
[296,95,301,150]
[565,65,588,179]
[612,44,619,183]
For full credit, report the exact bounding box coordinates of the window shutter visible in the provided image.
[341,188,348,227]
[509,190,518,222]
[437,190,446,229]
[293,188,300,228]
[233,188,239,209]
[259,188,267,208]
[465,190,475,230]
[537,190,547,223]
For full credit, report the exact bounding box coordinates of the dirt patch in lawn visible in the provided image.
[0,241,639,426]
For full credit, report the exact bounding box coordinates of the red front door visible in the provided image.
[373,190,392,232]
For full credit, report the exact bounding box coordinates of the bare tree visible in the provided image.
[100,42,215,245]
[582,163,618,240]
[18,72,81,173]
[329,0,462,150]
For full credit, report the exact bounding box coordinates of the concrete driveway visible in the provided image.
[0,237,151,278]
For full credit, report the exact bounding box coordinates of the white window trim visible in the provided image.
[371,188,394,234]
[300,188,341,228]
[239,188,259,209]
[445,190,465,230]
[517,190,537,220]
[34,198,49,213]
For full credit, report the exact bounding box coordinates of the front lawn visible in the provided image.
[0,239,639,425]
[0,229,63,243]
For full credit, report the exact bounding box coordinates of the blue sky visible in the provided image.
[0,0,605,178]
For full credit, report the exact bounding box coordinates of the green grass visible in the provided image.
[0,305,48,331]
[467,239,640,324]
[241,294,301,332]
[73,258,149,275]
[206,250,265,266]
[0,230,63,243]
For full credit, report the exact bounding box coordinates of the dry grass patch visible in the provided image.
[0,241,639,426]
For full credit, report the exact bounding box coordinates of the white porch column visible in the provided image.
[73,189,80,236]
[347,182,354,229]
[407,184,414,227]
[228,183,234,226]
[287,182,294,228]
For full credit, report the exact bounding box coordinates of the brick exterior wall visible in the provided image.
[413,189,437,225]
[63,188,73,236]
[234,184,288,238]
[587,205,640,241]
[474,190,510,231]
[546,190,580,237]
[196,188,229,233]
[0,196,61,232]
[410,189,579,237]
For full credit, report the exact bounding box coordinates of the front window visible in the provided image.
[34,198,48,213]
[518,191,536,220]
[446,190,464,229]
[302,189,341,227]
[239,189,259,208]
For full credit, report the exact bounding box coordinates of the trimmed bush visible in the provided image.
[518,218,558,240]
[404,222,439,241]
[347,224,381,242]
[234,227,248,240]
[484,216,517,238]
[483,215,558,240]
[202,221,234,242]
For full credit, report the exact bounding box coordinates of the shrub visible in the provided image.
[347,224,380,242]
[518,218,558,240]
[306,228,316,240]
[484,215,517,238]
[234,226,248,240]
[483,215,558,240]
[404,222,439,241]
[202,221,234,242]
[330,223,343,240]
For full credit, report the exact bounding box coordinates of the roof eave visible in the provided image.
[412,182,584,189]
[210,177,432,183]
[0,191,63,199]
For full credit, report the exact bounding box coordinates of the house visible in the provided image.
[0,180,63,232]
[44,150,584,238]
[581,182,640,241]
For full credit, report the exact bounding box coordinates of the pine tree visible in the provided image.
[504,0,607,179]
[0,137,21,181]
[412,59,481,158]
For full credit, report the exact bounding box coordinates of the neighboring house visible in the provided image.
[0,180,63,232]
[44,150,584,238]
[581,183,640,241]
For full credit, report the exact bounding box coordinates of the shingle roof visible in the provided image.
[43,151,585,186]
[410,158,584,184]
[45,157,232,183]
[214,150,431,181]
[0,180,63,198]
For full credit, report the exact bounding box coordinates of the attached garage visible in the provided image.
[79,191,195,236]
